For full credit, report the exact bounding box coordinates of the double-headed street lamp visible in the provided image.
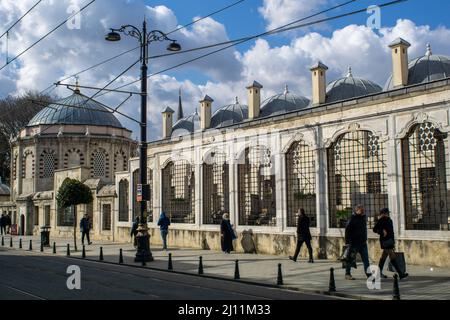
[106,21,181,262]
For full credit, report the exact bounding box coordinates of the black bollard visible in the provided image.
[198,256,204,275]
[142,260,146,267]
[19,238,22,249]
[10,237,13,248]
[82,245,86,259]
[393,274,401,300]
[329,267,336,292]
[119,249,124,264]
[99,247,104,261]
[234,260,240,280]
[277,263,284,285]
[1,236,4,246]
[28,240,32,251]
[40,242,44,252]
[53,242,56,254]
[66,244,70,256]
[168,253,173,270]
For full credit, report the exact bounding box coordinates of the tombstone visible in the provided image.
[241,229,257,254]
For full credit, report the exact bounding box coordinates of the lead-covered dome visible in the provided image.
[261,85,310,117]
[211,98,248,128]
[172,111,200,137]
[384,44,450,90]
[28,90,123,129]
[326,68,382,103]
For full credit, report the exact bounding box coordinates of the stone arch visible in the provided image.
[324,122,387,148]
[90,148,110,178]
[396,112,450,139]
[114,149,128,172]
[12,152,18,180]
[39,149,58,179]
[22,150,34,179]
[118,179,130,222]
[64,148,85,168]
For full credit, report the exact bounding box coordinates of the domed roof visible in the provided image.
[171,111,201,137]
[28,90,123,129]
[211,98,248,128]
[261,85,310,117]
[326,68,382,103]
[384,44,450,90]
[0,177,10,196]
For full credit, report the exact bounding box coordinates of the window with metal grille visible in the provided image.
[327,130,387,228]
[40,150,57,179]
[57,205,74,227]
[286,142,316,227]
[402,123,450,230]
[238,146,276,226]
[203,152,229,225]
[162,161,195,224]
[92,150,107,178]
[34,206,39,226]
[102,204,112,231]
[119,179,129,222]
[44,205,51,226]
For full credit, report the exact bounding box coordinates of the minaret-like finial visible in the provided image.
[346,66,353,77]
[74,75,80,93]
[426,43,432,57]
[235,96,239,104]
[284,84,289,95]
[177,87,184,120]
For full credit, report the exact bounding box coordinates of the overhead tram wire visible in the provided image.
[0,0,44,40]
[99,0,406,96]
[37,0,248,96]
[0,0,96,72]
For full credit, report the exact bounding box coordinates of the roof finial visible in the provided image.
[235,96,239,104]
[74,75,80,93]
[346,66,353,77]
[177,87,184,120]
[426,43,432,57]
[284,84,289,95]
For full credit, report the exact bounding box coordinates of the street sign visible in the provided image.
[136,184,150,202]
[137,184,143,202]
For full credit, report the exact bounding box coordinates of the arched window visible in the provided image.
[39,149,57,179]
[238,146,276,226]
[91,148,109,178]
[203,151,229,224]
[114,150,128,172]
[162,160,195,223]
[327,130,387,228]
[22,150,34,179]
[286,141,316,227]
[118,179,129,222]
[64,148,85,168]
[402,122,450,230]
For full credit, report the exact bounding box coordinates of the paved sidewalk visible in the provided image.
[2,235,449,300]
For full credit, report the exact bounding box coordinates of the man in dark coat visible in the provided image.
[157,212,171,250]
[221,213,236,253]
[373,208,408,279]
[344,204,371,280]
[0,214,5,235]
[5,214,11,234]
[79,214,92,245]
[289,208,314,263]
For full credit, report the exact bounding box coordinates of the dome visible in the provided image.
[28,90,123,129]
[326,68,382,103]
[261,85,310,117]
[211,98,248,128]
[171,111,200,137]
[384,44,450,90]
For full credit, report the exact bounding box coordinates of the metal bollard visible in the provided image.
[99,247,104,261]
[234,260,240,280]
[119,249,124,264]
[10,237,13,248]
[198,256,204,275]
[66,244,70,256]
[53,242,56,254]
[19,238,22,249]
[329,267,336,292]
[393,274,401,300]
[142,260,146,267]
[40,242,44,252]
[277,263,284,285]
[28,240,32,251]
[168,253,173,270]
[1,236,4,246]
[82,245,86,259]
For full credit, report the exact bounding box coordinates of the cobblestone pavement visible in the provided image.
[2,235,449,300]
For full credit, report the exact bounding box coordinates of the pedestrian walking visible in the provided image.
[157,212,171,250]
[130,216,140,248]
[344,204,371,280]
[289,208,314,263]
[79,214,92,245]
[0,214,6,235]
[5,214,11,234]
[373,208,409,279]
[220,213,236,254]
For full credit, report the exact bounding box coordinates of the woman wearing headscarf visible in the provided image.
[220,213,236,254]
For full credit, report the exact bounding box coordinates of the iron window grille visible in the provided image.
[327,130,387,228]
[118,179,129,222]
[102,204,112,231]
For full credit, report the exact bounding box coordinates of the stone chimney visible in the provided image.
[246,81,263,120]
[161,106,175,139]
[310,61,328,105]
[388,38,411,88]
[200,95,214,130]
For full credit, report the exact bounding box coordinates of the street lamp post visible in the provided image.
[106,21,181,262]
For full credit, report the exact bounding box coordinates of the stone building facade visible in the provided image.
[113,38,450,267]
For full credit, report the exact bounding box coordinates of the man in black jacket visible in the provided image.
[373,208,408,279]
[289,208,314,263]
[344,204,371,280]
